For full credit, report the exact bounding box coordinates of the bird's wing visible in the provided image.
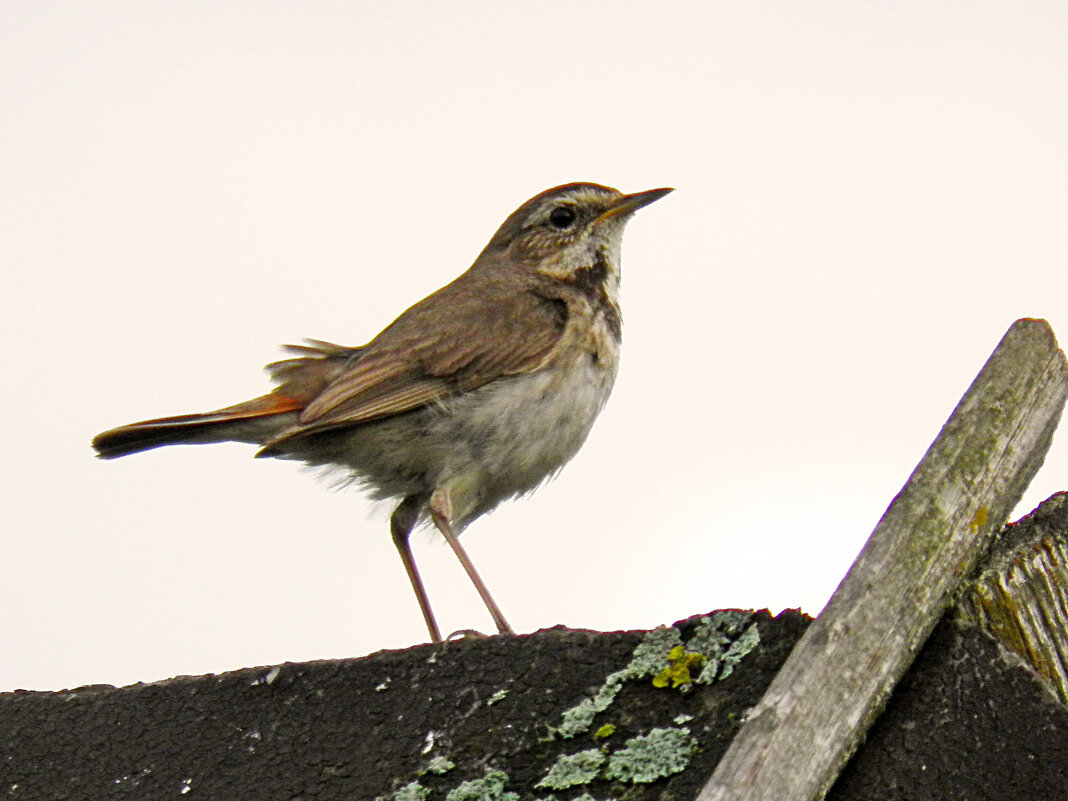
[264,284,566,445]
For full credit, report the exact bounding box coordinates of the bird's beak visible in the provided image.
[596,187,675,224]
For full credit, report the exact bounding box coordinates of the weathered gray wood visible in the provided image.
[958,492,1068,706]
[699,318,1068,801]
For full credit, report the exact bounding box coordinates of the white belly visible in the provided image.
[297,351,618,529]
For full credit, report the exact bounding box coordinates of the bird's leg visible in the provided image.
[428,490,514,636]
[390,496,442,643]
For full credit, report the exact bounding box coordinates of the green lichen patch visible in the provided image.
[366,611,808,801]
[445,770,519,801]
[535,748,606,790]
[603,727,697,784]
[394,781,430,801]
[552,617,762,740]
[424,756,456,775]
[624,627,684,679]
[554,679,625,739]
[719,622,760,679]
[552,627,684,738]
[689,612,760,682]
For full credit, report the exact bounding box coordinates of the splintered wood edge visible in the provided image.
[699,319,1068,801]
[958,494,1068,706]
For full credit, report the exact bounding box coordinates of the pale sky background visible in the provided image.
[4,2,1068,692]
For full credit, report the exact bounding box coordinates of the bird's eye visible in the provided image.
[548,206,577,230]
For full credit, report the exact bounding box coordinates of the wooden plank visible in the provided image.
[699,318,1068,801]
[958,492,1068,706]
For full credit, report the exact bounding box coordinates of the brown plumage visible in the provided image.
[93,182,672,641]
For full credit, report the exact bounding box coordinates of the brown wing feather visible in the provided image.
[266,273,566,446]
[262,340,362,403]
[297,356,414,421]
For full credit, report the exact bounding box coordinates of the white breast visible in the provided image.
[429,347,618,526]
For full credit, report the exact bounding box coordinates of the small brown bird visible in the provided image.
[93,182,672,642]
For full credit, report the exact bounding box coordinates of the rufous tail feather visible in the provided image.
[92,394,302,459]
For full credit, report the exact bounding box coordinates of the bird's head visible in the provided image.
[479,182,673,285]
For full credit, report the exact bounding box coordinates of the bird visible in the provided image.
[92,182,673,642]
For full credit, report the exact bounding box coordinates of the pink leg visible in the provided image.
[390,496,442,643]
[429,492,514,636]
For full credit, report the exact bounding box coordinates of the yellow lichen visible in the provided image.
[969,505,990,533]
[651,645,706,689]
[594,723,616,739]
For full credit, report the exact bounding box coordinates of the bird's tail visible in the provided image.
[91,394,303,459]
[93,339,358,459]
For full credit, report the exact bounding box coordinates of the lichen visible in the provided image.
[424,756,456,775]
[535,749,606,789]
[624,627,684,679]
[382,617,771,798]
[603,727,697,783]
[552,627,683,738]
[719,620,760,679]
[688,612,760,682]
[651,645,706,689]
[593,723,616,739]
[394,781,430,801]
[445,771,519,801]
[554,680,625,738]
